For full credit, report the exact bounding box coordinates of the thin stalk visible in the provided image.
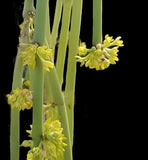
[33,0,49,45]
[10,53,23,160]
[56,0,72,87]
[45,3,51,48]
[32,0,49,147]
[65,0,83,145]
[10,0,35,159]
[93,0,102,45]
[50,0,63,52]
[45,68,72,160]
[44,71,53,104]
[31,56,44,146]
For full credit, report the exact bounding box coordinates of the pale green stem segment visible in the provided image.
[93,0,102,45]
[10,53,23,160]
[33,0,49,45]
[56,0,72,87]
[10,0,35,159]
[65,0,83,145]
[45,68,72,160]
[32,0,49,147]
[50,0,63,52]
[31,56,44,147]
[45,3,51,48]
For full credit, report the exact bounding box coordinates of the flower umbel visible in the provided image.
[20,44,54,71]
[76,34,124,70]
[7,88,33,111]
[21,117,67,160]
[42,118,67,160]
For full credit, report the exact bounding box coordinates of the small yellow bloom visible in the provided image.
[37,46,54,71]
[78,43,87,56]
[21,140,32,148]
[27,147,42,160]
[20,44,54,72]
[20,44,37,69]
[7,88,33,111]
[103,34,124,48]
[23,80,31,89]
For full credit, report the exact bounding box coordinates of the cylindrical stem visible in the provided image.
[93,0,102,45]
[33,0,49,45]
[65,0,83,145]
[45,68,72,160]
[10,53,23,160]
[32,0,49,147]
[50,0,63,52]
[31,56,44,146]
[56,0,72,86]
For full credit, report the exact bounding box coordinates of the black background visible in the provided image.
[1,0,144,160]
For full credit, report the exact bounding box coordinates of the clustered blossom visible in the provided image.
[19,44,54,72]
[76,34,124,70]
[7,88,33,111]
[42,118,67,160]
[27,147,42,160]
[21,117,67,160]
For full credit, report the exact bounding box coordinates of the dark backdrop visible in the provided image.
[1,0,143,160]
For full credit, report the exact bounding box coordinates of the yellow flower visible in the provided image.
[103,34,124,48]
[103,47,119,64]
[37,46,54,71]
[27,147,42,160]
[43,118,67,160]
[20,44,54,71]
[76,34,124,70]
[22,117,67,160]
[7,88,33,111]
[20,44,37,69]
[78,43,87,56]
[23,80,31,89]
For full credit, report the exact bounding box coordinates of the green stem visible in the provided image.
[31,56,44,147]
[45,3,51,48]
[56,0,72,86]
[45,68,72,160]
[93,0,102,45]
[44,71,53,104]
[32,0,49,147]
[10,0,35,159]
[10,53,23,160]
[65,0,83,145]
[33,0,49,45]
[50,0,63,52]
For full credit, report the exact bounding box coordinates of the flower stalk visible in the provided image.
[10,54,23,160]
[45,69,72,160]
[50,0,63,52]
[65,0,83,145]
[93,0,102,45]
[31,0,48,147]
[56,0,72,87]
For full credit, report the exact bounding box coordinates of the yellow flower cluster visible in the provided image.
[7,88,33,111]
[27,147,42,160]
[43,118,67,160]
[76,34,124,70]
[21,117,67,160]
[20,44,54,71]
